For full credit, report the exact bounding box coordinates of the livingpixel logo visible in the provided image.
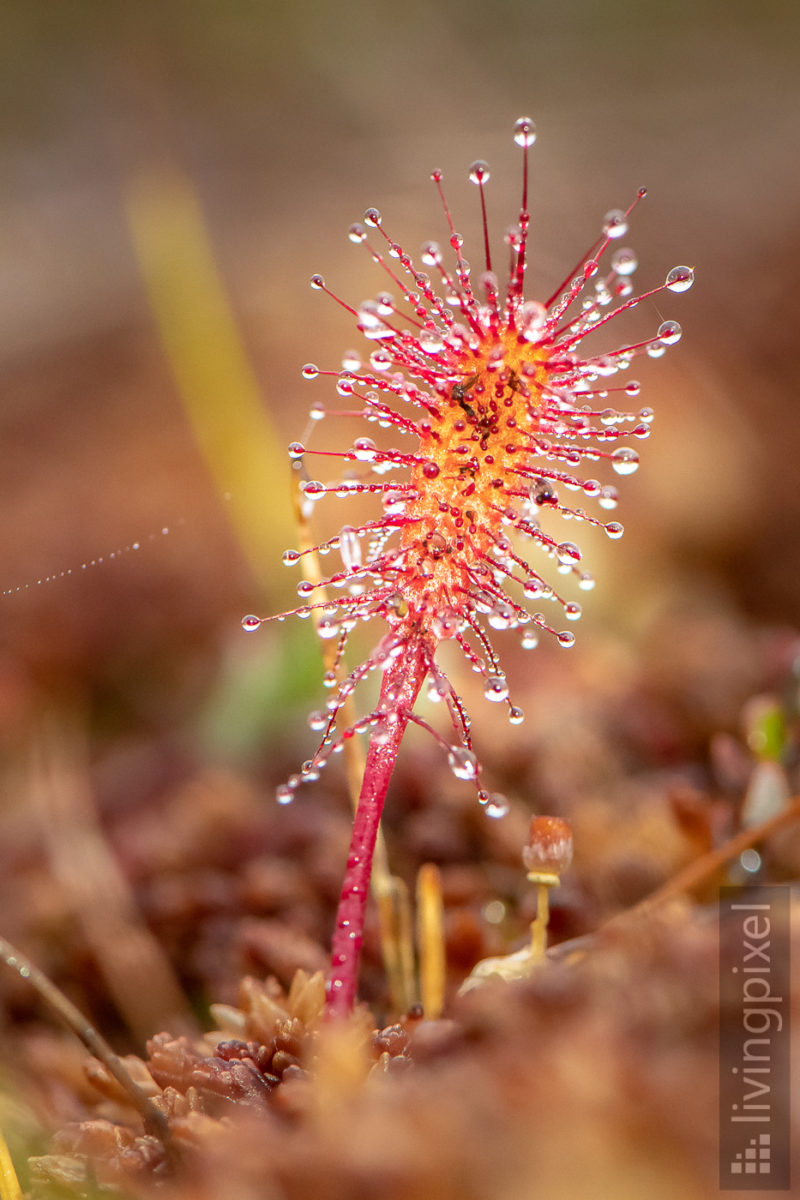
[720,887,791,1190]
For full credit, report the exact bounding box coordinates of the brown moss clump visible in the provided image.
[25,900,798,1200]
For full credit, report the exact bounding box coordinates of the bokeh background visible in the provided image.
[0,0,798,1155]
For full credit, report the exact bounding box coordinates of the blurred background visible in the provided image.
[0,0,798,1095]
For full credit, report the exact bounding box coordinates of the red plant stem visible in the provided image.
[326,632,429,1018]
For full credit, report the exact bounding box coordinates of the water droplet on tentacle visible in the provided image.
[657,319,682,346]
[603,209,628,239]
[611,247,637,276]
[611,447,639,476]
[513,117,537,147]
[556,541,581,567]
[317,616,340,640]
[421,241,442,267]
[479,790,509,818]
[484,675,509,703]
[448,746,479,780]
[469,159,491,185]
[353,436,377,461]
[665,265,694,293]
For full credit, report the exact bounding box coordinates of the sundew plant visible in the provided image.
[244,117,693,1016]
